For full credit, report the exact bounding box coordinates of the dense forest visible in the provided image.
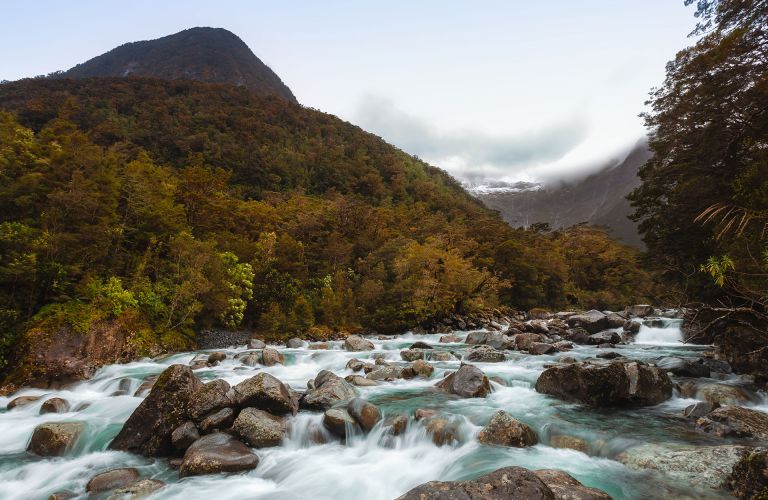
[630,0,768,307]
[0,77,653,380]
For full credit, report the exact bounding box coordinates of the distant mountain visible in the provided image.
[476,142,651,247]
[59,27,297,103]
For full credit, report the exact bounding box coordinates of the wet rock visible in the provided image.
[490,376,507,386]
[552,341,573,352]
[566,310,609,334]
[108,478,165,499]
[309,342,329,350]
[617,443,750,490]
[535,359,673,407]
[198,407,235,434]
[477,410,537,447]
[248,338,266,349]
[346,358,366,372]
[179,432,259,478]
[366,365,404,381]
[232,372,297,415]
[347,398,382,432]
[170,421,198,453]
[109,364,203,456]
[429,351,457,361]
[345,375,379,386]
[623,320,641,334]
[514,332,547,351]
[40,397,70,414]
[625,304,654,317]
[301,371,357,410]
[679,382,752,406]
[683,402,718,419]
[558,356,578,364]
[207,352,227,365]
[133,376,157,397]
[465,331,489,345]
[189,379,233,423]
[410,359,434,378]
[549,435,588,453]
[465,345,506,362]
[374,355,389,365]
[696,406,768,439]
[343,335,374,351]
[439,334,462,343]
[424,418,458,446]
[400,349,426,362]
[286,337,304,348]
[86,468,140,494]
[397,466,557,499]
[435,364,492,398]
[656,357,710,378]
[261,347,285,367]
[725,447,768,500]
[7,395,42,410]
[409,341,433,349]
[534,469,612,500]
[703,358,732,374]
[383,414,408,436]
[595,351,623,360]
[48,491,76,500]
[232,407,287,447]
[27,422,84,456]
[588,331,621,345]
[604,313,627,329]
[322,407,358,438]
[529,342,557,355]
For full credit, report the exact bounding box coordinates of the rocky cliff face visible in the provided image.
[59,27,297,103]
[477,143,651,247]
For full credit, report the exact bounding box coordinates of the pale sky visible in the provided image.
[2,1,696,185]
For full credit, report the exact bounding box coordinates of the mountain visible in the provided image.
[476,143,651,247]
[58,27,297,103]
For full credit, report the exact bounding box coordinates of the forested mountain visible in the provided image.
[0,74,653,383]
[477,143,651,248]
[58,27,297,103]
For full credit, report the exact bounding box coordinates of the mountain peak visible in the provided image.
[60,27,297,103]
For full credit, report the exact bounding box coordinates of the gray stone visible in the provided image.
[27,422,84,456]
[232,407,287,448]
[179,432,259,478]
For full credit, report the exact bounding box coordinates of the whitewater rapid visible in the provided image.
[0,322,762,499]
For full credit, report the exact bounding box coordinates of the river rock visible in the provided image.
[439,334,462,343]
[384,414,409,436]
[656,357,710,378]
[232,407,287,447]
[248,338,266,349]
[345,374,379,386]
[344,335,374,351]
[623,320,641,334]
[27,422,84,456]
[477,410,537,447]
[567,310,609,334]
[232,372,297,415]
[514,332,547,351]
[198,407,235,434]
[134,376,157,396]
[435,365,492,398]
[534,469,612,500]
[261,347,285,366]
[301,371,357,410]
[239,352,261,367]
[549,435,588,452]
[323,407,358,437]
[400,349,426,361]
[604,313,627,329]
[108,478,165,499]
[683,402,718,419]
[529,342,557,355]
[179,432,259,478]
[429,351,457,361]
[40,397,70,414]
[410,341,433,349]
[535,359,672,407]
[695,405,768,439]
[679,382,752,406]
[617,443,750,490]
[86,468,140,494]
[396,466,557,499]
[189,379,233,423]
[346,358,366,372]
[347,398,382,432]
[207,352,227,365]
[48,492,76,500]
[626,304,654,317]
[725,447,768,499]
[465,345,506,362]
[7,395,42,410]
[424,418,458,446]
[366,365,404,381]
[171,421,200,451]
[286,337,304,348]
[109,364,203,456]
[465,331,489,345]
[587,331,621,345]
[410,359,434,378]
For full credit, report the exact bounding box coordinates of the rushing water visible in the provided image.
[1,320,766,500]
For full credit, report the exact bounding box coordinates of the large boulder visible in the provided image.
[435,364,492,398]
[86,468,140,494]
[344,335,374,351]
[231,407,287,447]
[617,443,751,490]
[679,381,752,406]
[535,359,672,407]
[323,407,358,438]
[188,379,233,423]
[396,466,557,499]
[39,397,70,414]
[232,372,297,415]
[514,333,547,351]
[301,371,357,410]
[261,347,284,366]
[179,432,259,478]
[477,410,537,447]
[109,364,203,456]
[726,447,768,500]
[347,398,382,432]
[566,310,609,334]
[695,406,768,439]
[27,422,84,456]
[533,469,612,500]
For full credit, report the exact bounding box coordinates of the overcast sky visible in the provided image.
[2,1,695,185]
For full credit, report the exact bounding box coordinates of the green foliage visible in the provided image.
[86,277,138,317]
